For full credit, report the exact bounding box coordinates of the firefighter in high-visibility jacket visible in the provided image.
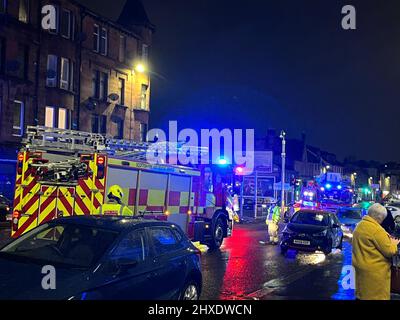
[266,202,282,245]
[96,185,133,216]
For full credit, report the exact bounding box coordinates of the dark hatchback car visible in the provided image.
[0,216,202,300]
[281,210,343,255]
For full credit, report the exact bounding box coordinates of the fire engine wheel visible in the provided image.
[209,218,225,250]
[181,282,200,300]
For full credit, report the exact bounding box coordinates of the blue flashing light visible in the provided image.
[337,185,342,190]
[217,158,229,166]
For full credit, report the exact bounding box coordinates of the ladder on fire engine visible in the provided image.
[24,126,209,161]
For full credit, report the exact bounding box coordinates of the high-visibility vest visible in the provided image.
[266,206,281,224]
[96,201,133,216]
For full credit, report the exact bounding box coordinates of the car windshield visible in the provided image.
[0,223,119,268]
[337,209,362,220]
[291,212,329,226]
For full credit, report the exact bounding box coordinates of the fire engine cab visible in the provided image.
[12,126,237,249]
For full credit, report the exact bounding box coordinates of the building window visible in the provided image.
[60,9,71,39]
[141,44,149,62]
[60,57,70,90]
[13,100,24,136]
[118,78,125,105]
[140,84,148,109]
[0,38,5,74]
[93,25,99,52]
[92,70,108,100]
[0,0,7,13]
[119,35,126,63]
[46,55,58,87]
[140,123,147,143]
[116,119,124,139]
[93,25,107,55]
[100,27,108,55]
[45,106,55,127]
[7,44,28,79]
[18,0,29,23]
[92,114,107,134]
[45,106,69,129]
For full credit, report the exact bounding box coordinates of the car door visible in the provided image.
[97,228,153,300]
[147,226,188,300]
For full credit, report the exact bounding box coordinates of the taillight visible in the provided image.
[96,155,105,179]
[12,211,20,232]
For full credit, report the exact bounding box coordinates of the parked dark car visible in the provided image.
[0,195,11,222]
[336,207,364,238]
[0,216,202,300]
[281,210,343,255]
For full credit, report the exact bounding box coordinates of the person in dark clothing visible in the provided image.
[381,208,396,235]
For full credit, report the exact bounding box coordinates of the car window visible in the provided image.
[338,209,362,220]
[111,229,148,262]
[149,227,182,255]
[291,212,329,226]
[1,224,118,268]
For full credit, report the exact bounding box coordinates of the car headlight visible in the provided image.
[313,230,327,237]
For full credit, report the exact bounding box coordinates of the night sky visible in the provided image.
[84,0,400,162]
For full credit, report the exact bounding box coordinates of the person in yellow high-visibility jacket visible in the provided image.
[266,202,282,245]
[96,185,133,216]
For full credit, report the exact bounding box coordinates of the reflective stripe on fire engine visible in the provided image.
[38,186,58,224]
[12,152,42,238]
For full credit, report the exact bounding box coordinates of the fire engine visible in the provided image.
[299,173,354,213]
[11,126,237,249]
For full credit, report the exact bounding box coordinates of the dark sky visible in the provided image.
[91,0,400,162]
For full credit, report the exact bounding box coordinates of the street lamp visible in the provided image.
[135,63,146,73]
[280,130,286,215]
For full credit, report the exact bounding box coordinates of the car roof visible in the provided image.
[297,210,331,215]
[48,216,176,232]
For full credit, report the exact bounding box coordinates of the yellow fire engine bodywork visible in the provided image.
[12,152,203,238]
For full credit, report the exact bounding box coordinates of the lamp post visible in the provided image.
[280,130,286,215]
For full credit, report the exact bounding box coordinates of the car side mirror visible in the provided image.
[117,258,139,269]
[109,258,139,275]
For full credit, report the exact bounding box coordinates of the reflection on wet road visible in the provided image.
[201,222,355,300]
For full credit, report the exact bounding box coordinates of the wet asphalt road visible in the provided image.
[200,221,355,300]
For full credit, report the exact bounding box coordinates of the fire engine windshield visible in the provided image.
[1,223,118,269]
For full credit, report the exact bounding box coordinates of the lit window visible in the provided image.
[45,106,55,128]
[13,100,24,136]
[18,0,29,23]
[58,108,67,129]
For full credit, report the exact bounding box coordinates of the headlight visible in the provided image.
[313,230,327,237]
